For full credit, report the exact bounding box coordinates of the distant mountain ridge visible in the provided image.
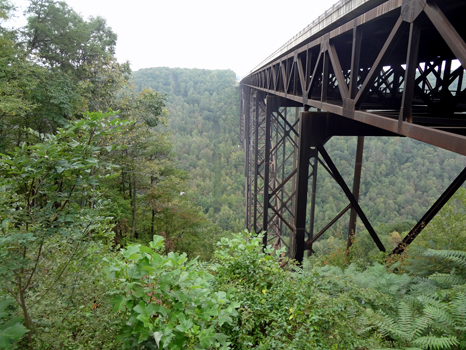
[132,66,466,236]
[133,67,245,232]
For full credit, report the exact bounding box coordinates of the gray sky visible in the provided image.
[11,0,336,77]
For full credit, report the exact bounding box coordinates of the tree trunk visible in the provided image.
[121,169,126,196]
[18,275,34,349]
[151,175,155,235]
[131,171,137,239]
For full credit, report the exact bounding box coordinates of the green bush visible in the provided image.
[212,231,383,349]
[107,235,240,349]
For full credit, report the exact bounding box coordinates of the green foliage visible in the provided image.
[412,188,466,251]
[108,235,240,349]
[132,68,244,232]
[97,87,221,258]
[3,3,466,349]
[422,250,466,288]
[0,0,130,150]
[25,0,117,71]
[307,245,466,350]
[0,111,126,346]
[0,299,28,349]
[26,239,123,349]
[375,300,460,350]
[212,231,383,349]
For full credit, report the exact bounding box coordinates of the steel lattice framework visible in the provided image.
[240,0,466,264]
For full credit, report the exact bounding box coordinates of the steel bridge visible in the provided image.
[240,0,466,264]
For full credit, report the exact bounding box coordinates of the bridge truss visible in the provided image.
[240,0,466,263]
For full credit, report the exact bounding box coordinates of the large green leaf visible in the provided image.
[0,320,29,349]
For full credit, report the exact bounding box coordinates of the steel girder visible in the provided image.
[242,0,466,155]
[240,0,466,258]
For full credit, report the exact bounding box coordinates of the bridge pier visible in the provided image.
[242,86,466,263]
[240,0,466,264]
[243,95,401,263]
[292,111,389,264]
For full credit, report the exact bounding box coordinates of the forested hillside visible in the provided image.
[132,68,244,232]
[317,136,466,229]
[131,66,466,240]
[2,0,466,348]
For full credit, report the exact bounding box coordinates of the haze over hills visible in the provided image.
[3,1,466,347]
[133,67,245,232]
[132,66,466,238]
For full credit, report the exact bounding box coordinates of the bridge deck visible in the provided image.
[241,0,466,155]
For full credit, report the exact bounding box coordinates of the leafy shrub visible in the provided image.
[0,299,28,349]
[308,248,466,349]
[0,111,128,348]
[212,231,383,349]
[27,239,123,350]
[108,235,240,349]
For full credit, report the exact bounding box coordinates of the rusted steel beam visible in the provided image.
[392,167,466,255]
[307,51,323,97]
[308,150,319,252]
[349,23,362,100]
[399,22,421,127]
[254,92,267,233]
[262,95,277,241]
[297,53,306,94]
[281,63,287,93]
[270,168,298,197]
[322,52,330,103]
[328,42,349,99]
[353,110,466,157]
[306,204,352,248]
[243,88,251,231]
[276,110,299,137]
[245,89,466,156]
[424,2,466,69]
[293,111,313,264]
[318,145,386,252]
[347,136,364,251]
[270,206,295,233]
[354,17,408,108]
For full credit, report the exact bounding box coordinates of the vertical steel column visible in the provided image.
[399,22,421,126]
[288,107,300,258]
[253,92,261,233]
[349,24,362,99]
[293,111,313,264]
[442,59,452,104]
[271,108,280,242]
[243,88,251,231]
[322,52,329,103]
[307,149,318,255]
[279,108,287,244]
[262,95,279,247]
[347,136,364,251]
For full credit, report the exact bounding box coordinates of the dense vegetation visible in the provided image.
[1,0,466,349]
[131,67,466,243]
[132,68,244,232]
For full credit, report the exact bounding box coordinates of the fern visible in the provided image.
[423,250,466,271]
[451,293,466,325]
[406,248,466,280]
[375,298,464,350]
[424,303,453,331]
[428,273,466,288]
[376,301,432,343]
[411,336,459,349]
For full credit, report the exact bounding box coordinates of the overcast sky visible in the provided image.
[11,0,336,78]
